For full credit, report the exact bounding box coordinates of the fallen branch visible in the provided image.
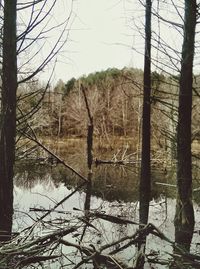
[90,212,139,225]
[30,208,71,215]
[36,181,86,222]
[15,255,60,268]
[155,182,176,188]
[95,158,139,166]
[1,219,200,269]
[60,238,126,269]
[18,128,88,182]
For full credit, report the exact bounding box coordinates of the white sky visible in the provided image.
[33,0,189,84]
[48,0,144,84]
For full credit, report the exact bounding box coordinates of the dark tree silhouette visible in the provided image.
[174,0,197,251]
[137,0,152,267]
[0,0,73,239]
[140,0,152,226]
[0,0,17,240]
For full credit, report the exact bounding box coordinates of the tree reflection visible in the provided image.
[137,183,151,269]
[174,200,194,252]
[80,178,92,242]
[0,216,13,242]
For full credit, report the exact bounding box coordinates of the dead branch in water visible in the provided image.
[89,212,139,225]
[95,158,140,166]
[1,214,200,268]
[35,181,86,222]
[18,127,88,183]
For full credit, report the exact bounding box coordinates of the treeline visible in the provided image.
[31,67,200,153]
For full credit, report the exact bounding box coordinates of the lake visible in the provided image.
[11,138,200,268]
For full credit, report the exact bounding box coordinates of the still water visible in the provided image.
[12,139,200,268]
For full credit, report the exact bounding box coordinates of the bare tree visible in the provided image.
[139,0,152,226]
[0,0,73,239]
[174,0,197,251]
[136,1,152,268]
[0,0,17,240]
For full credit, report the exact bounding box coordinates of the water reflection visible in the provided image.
[14,159,177,204]
[174,199,194,251]
[0,190,13,241]
[0,213,13,242]
[12,143,200,268]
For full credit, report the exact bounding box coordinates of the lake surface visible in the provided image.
[12,138,200,268]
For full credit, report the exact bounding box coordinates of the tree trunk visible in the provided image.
[174,0,196,251]
[139,0,152,226]
[137,1,152,268]
[0,0,17,240]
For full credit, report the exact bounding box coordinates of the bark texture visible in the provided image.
[175,0,197,251]
[0,0,17,239]
[138,2,152,267]
[140,0,152,226]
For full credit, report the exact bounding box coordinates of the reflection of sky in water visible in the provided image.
[14,183,94,229]
[12,180,185,268]
[13,182,139,268]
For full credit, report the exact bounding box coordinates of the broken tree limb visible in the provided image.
[81,84,93,170]
[81,84,93,125]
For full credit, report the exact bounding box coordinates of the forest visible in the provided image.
[37,68,200,150]
[0,0,200,269]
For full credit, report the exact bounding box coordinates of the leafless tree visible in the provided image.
[0,0,74,239]
[174,0,197,251]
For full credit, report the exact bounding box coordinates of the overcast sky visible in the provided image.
[22,1,189,85]
[48,0,144,84]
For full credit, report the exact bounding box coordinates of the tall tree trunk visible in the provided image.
[0,0,17,240]
[140,0,152,226]
[174,0,196,251]
[137,1,152,268]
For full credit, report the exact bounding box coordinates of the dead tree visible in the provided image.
[0,0,17,240]
[140,0,152,226]
[0,0,73,239]
[174,0,197,251]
